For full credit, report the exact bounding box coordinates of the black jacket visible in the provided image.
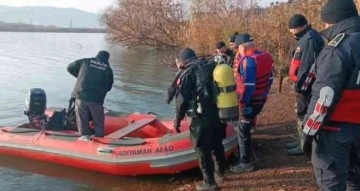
[224,49,235,67]
[304,17,360,135]
[174,58,218,121]
[290,27,324,95]
[67,55,114,104]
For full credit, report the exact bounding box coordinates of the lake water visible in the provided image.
[0,32,184,191]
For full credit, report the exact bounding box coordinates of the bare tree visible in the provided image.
[102,0,186,48]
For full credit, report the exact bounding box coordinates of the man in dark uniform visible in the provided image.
[215,41,235,67]
[302,0,360,190]
[67,51,114,138]
[228,32,240,68]
[228,32,239,51]
[172,48,225,191]
[286,14,325,155]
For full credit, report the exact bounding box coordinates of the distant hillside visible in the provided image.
[0,21,107,33]
[0,6,102,28]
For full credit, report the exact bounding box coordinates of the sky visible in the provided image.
[0,0,284,13]
[0,0,116,13]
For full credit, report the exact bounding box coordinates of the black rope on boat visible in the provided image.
[44,132,81,137]
[92,137,146,146]
[44,131,146,146]
[1,128,40,134]
[147,112,159,116]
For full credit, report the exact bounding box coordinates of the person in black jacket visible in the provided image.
[67,50,114,138]
[302,0,360,190]
[172,48,225,191]
[286,14,324,155]
[215,41,235,67]
[228,32,239,51]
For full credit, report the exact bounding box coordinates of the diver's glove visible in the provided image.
[174,118,181,133]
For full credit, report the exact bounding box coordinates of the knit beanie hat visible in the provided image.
[321,0,358,24]
[229,32,239,43]
[288,14,308,29]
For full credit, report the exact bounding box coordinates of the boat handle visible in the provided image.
[97,147,113,154]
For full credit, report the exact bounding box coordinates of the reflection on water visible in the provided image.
[0,32,186,190]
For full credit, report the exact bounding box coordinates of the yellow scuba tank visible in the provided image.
[213,62,239,121]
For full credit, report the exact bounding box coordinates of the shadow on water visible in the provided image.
[0,155,202,191]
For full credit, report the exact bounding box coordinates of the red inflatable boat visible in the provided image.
[0,111,238,176]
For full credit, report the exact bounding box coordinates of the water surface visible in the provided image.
[0,32,184,191]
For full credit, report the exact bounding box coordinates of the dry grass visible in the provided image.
[104,0,360,76]
[185,0,327,77]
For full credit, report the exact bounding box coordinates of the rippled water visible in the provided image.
[0,32,181,190]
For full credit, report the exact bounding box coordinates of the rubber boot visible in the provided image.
[287,146,304,155]
[230,162,255,173]
[196,182,220,191]
[196,148,217,188]
[286,140,300,149]
[288,119,305,155]
[296,118,305,149]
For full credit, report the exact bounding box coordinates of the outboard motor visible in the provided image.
[24,88,47,130]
